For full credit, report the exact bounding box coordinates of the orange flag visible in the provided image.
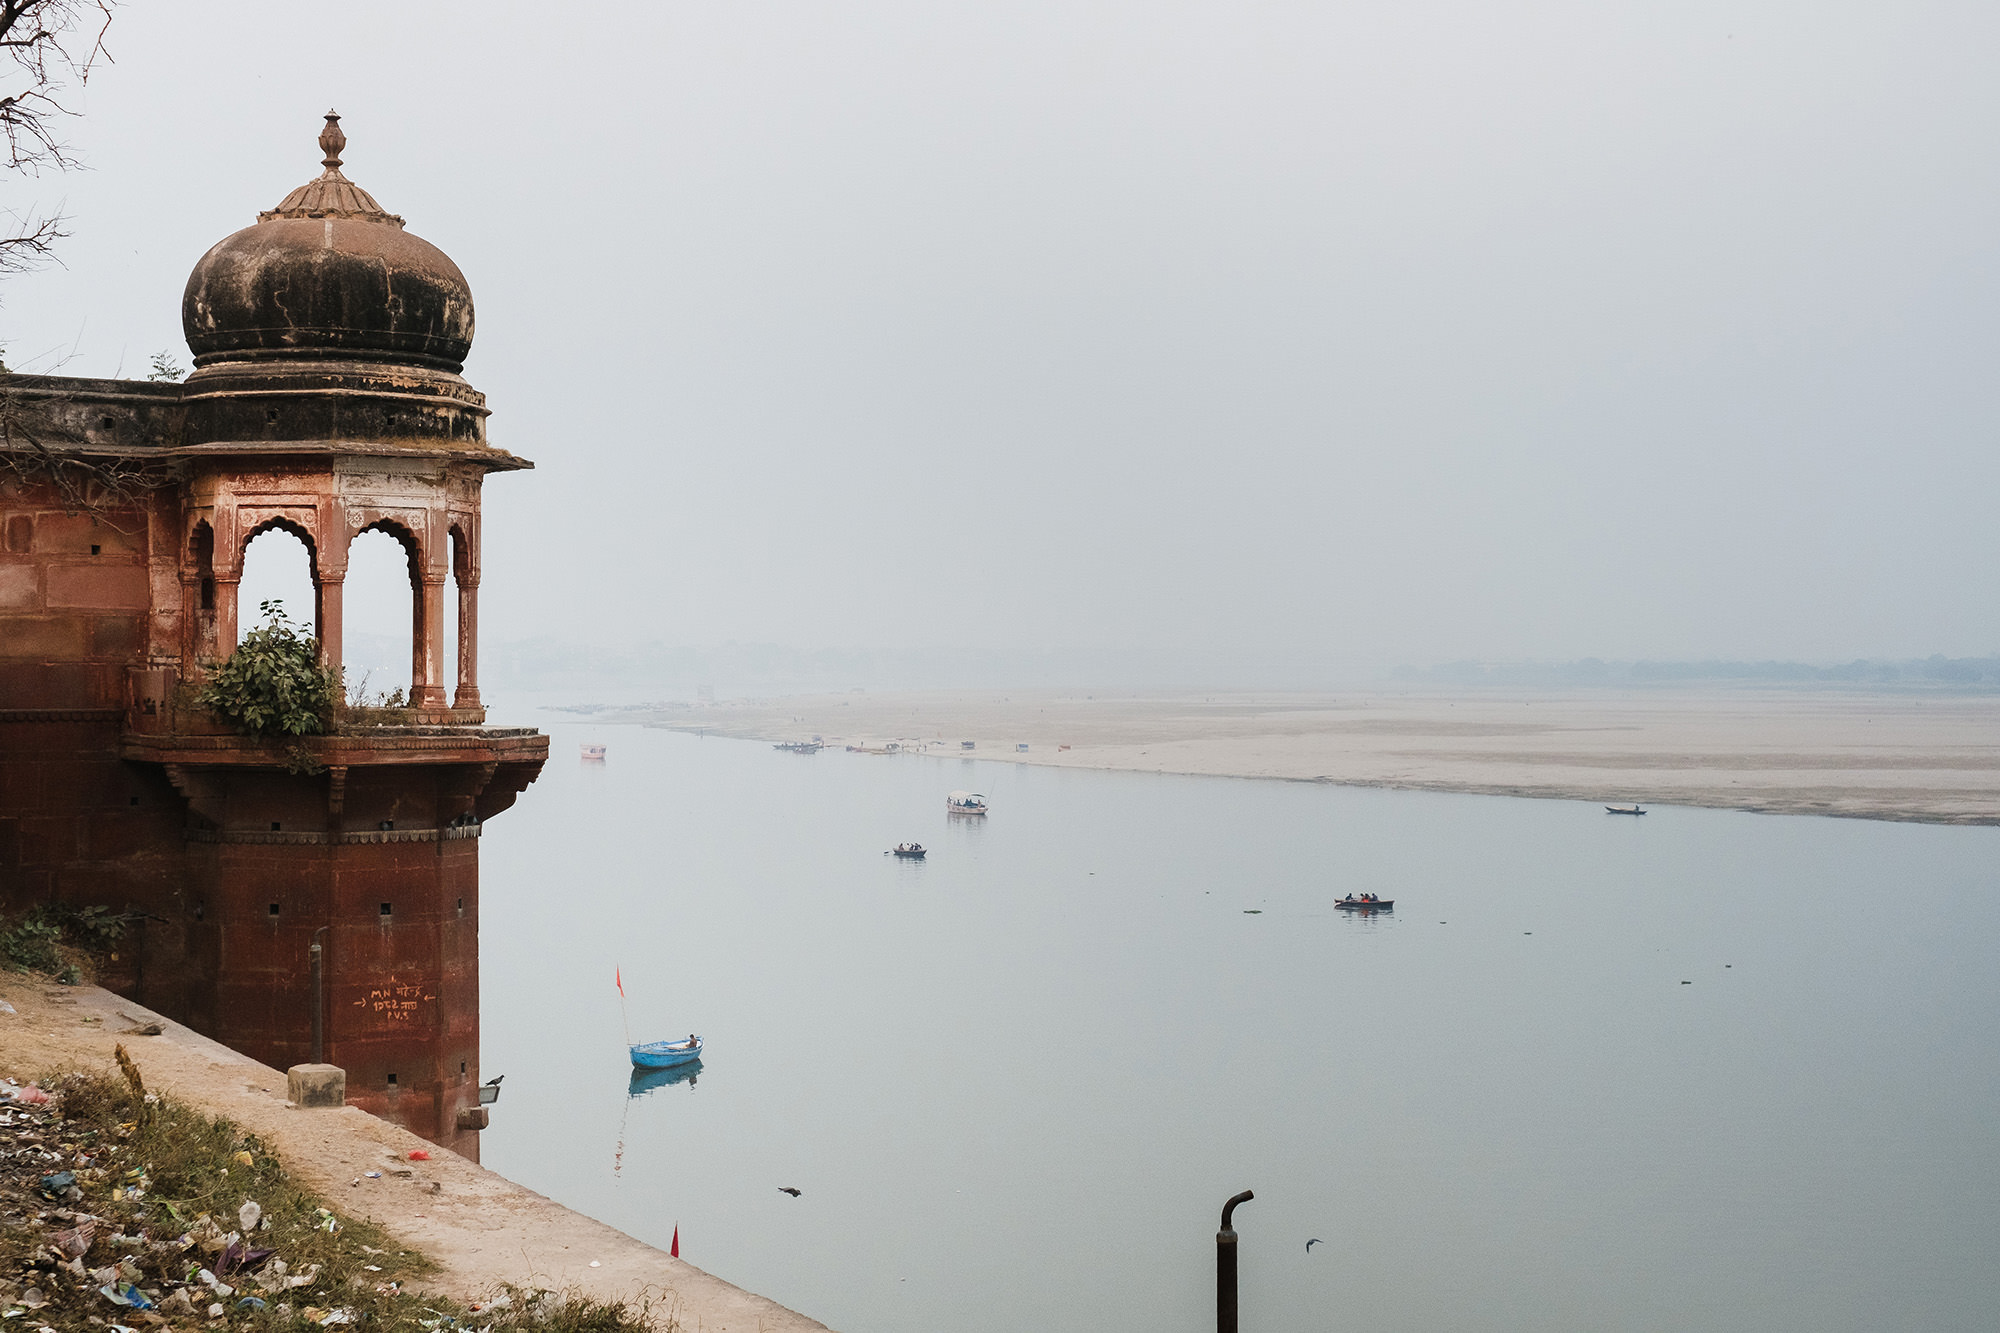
[670,1224,679,1258]
[616,966,624,997]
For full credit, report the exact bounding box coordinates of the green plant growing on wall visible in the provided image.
[197,599,339,742]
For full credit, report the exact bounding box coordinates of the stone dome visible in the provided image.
[182,112,475,373]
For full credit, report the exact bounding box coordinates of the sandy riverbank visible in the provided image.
[623,688,2000,825]
[0,982,831,1333]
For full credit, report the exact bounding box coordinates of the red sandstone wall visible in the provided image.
[3,468,529,1161]
[0,485,187,919]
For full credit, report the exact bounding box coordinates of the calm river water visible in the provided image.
[478,721,2000,1332]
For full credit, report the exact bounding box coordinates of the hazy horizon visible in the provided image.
[8,1,2000,681]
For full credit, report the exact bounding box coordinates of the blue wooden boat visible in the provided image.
[630,1036,702,1069]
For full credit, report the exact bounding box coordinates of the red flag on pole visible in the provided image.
[616,966,624,997]
[670,1224,679,1258]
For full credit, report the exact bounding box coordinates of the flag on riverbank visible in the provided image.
[616,966,624,996]
[671,1224,679,1258]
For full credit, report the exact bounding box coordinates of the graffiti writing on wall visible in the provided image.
[352,977,437,1023]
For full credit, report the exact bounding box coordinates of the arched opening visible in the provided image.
[237,522,316,646]
[188,521,216,611]
[344,521,419,703]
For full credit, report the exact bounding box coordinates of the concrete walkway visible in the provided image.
[0,981,832,1333]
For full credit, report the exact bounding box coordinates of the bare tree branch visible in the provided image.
[0,0,114,276]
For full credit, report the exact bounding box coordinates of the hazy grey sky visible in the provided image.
[9,1,2000,677]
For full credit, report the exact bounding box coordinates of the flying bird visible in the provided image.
[1305,1238,1323,1253]
[779,1187,802,1197]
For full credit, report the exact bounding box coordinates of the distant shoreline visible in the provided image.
[587,688,2000,828]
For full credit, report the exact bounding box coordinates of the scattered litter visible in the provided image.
[233,1150,255,1167]
[98,1283,153,1310]
[239,1200,263,1231]
[407,1150,431,1161]
[588,1260,601,1268]
[0,999,15,1013]
[364,1171,382,1179]
[35,1171,76,1199]
[235,1297,267,1312]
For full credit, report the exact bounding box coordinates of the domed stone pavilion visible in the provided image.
[0,113,547,1156]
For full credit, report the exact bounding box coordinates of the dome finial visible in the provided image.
[319,110,345,172]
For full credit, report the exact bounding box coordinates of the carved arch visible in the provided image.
[240,515,320,577]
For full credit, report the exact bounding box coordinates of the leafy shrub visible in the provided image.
[0,909,63,973]
[197,599,339,738]
[0,903,127,979]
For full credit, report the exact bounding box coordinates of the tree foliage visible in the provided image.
[197,599,339,738]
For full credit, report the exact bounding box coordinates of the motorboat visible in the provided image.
[1335,895,1394,911]
[1605,804,1647,815]
[630,1035,702,1069]
[946,791,989,815]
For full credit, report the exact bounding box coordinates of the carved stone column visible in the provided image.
[453,577,480,710]
[215,576,241,655]
[412,574,449,708]
[314,574,345,681]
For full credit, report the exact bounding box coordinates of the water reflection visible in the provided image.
[629,1059,702,1097]
[614,1060,703,1178]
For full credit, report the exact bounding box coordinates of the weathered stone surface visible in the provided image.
[46,563,150,609]
[0,113,546,1159]
[287,1063,347,1109]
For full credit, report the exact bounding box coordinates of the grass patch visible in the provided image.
[1,1063,668,1331]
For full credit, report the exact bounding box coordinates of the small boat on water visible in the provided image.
[1336,895,1394,911]
[630,1035,702,1069]
[946,791,988,815]
[774,740,822,753]
[1605,804,1647,815]
[580,744,607,761]
[891,843,927,859]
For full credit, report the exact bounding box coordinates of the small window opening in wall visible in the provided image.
[378,820,394,831]
[456,896,464,916]
[271,821,281,831]
[265,407,279,424]
[268,903,280,917]
[387,1072,398,1087]
[460,1061,467,1075]
[90,544,100,555]
[99,415,115,429]
[380,902,392,917]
